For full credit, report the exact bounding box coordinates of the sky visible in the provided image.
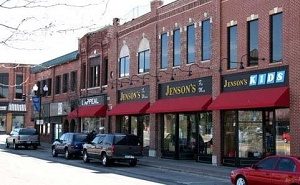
[0,0,176,64]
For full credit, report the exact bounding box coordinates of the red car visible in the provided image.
[231,155,300,185]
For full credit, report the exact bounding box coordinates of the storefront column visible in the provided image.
[212,110,222,165]
[149,114,158,157]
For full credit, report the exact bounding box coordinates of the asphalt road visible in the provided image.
[0,135,231,185]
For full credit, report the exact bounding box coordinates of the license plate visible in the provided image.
[125,155,134,159]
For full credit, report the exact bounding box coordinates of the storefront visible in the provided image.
[68,95,107,134]
[147,77,213,161]
[108,86,150,154]
[209,66,290,167]
[50,102,69,141]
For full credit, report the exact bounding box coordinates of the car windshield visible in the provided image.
[73,134,88,142]
[19,128,37,135]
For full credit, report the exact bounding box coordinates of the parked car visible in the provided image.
[82,133,143,166]
[51,132,88,159]
[230,155,300,185]
[5,127,39,149]
[282,132,291,143]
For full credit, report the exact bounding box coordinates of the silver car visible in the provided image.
[5,127,39,149]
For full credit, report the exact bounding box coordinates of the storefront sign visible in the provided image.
[79,95,106,106]
[159,77,212,99]
[118,86,149,103]
[8,103,26,112]
[222,66,288,92]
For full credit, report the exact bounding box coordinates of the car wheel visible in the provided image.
[65,149,70,159]
[83,150,90,163]
[13,142,18,150]
[129,159,137,167]
[52,147,58,157]
[236,176,247,185]
[102,153,109,167]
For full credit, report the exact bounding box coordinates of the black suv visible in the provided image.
[82,133,143,166]
[52,132,88,159]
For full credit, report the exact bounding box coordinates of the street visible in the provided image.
[0,135,231,185]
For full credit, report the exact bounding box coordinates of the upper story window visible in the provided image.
[89,56,100,88]
[15,74,23,99]
[202,19,211,61]
[119,44,130,78]
[248,19,259,66]
[138,37,150,74]
[55,75,61,95]
[173,29,181,66]
[46,78,52,96]
[270,12,282,63]
[187,24,195,64]
[227,25,238,69]
[138,50,150,73]
[63,73,69,93]
[70,71,77,92]
[119,56,130,77]
[82,64,86,89]
[161,33,168,69]
[0,73,8,99]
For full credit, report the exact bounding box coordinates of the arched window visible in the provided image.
[138,37,150,74]
[119,44,130,77]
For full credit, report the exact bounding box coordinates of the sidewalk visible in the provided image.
[40,142,235,179]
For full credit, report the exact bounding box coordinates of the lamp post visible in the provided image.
[32,84,48,144]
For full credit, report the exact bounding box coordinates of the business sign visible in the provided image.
[159,77,212,99]
[222,66,288,92]
[118,86,150,103]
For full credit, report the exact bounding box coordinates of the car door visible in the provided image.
[7,129,19,144]
[87,136,100,158]
[246,157,279,185]
[95,135,106,159]
[272,157,298,185]
[56,133,66,153]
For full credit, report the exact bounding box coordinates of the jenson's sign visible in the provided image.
[222,66,288,92]
[159,77,212,99]
[118,86,149,103]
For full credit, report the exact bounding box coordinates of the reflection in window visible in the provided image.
[12,116,24,130]
[228,25,238,69]
[15,75,23,99]
[119,56,130,77]
[275,109,290,155]
[163,114,176,152]
[270,13,282,63]
[138,50,150,73]
[161,33,168,69]
[173,29,181,66]
[202,19,211,61]
[187,24,195,64]
[0,73,9,98]
[248,19,259,66]
[223,111,237,157]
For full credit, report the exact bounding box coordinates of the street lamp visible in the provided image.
[32,84,48,144]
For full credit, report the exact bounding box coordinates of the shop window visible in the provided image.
[199,112,213,154]
[275,108,290,155]
[12,115,24,130]
[47,123,51,134]
[223,111,237,157]
[187,24,195,64]
[82,117,101,134]
[163,114,176,152]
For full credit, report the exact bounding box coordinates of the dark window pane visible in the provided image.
[173,29,181,66]
[248,20,259,66]
[271,13,282,63]
[161,33,168,69]
[257,157,278,170]
[15,74,23,99]
[114,135,127,145]
[202,20,211,61]
[228,26,238,69]
[187,25,195,64]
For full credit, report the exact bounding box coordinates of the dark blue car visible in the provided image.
[51,132,88,159]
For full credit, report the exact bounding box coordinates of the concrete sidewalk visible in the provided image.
[40,142,235,179]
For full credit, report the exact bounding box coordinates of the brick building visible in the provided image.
[23,0,298,167]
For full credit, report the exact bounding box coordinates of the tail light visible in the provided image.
[111,145,115,154]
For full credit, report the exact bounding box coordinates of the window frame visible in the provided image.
[201,19,211,61]
[187,24,195,64]
[138,49,150,74]
[247,19,259,66]
[270,13,283,63]
[173,29,181,67]
[161,33,168,69]
[227,25,238,69]
[119,56,130,78]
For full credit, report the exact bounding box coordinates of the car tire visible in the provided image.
[65,148,70,159]
[83,150,90,163]
[13,142,18,150]
[236,176,247,185]
[52,147,58,157]
[129,159,137,167]
[102,153,109,167]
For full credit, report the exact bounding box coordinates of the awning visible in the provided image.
[108,100,150,116]
[68,105,107,118]
[146,95,212,113]
[208,87,289,110]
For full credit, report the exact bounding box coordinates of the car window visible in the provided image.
[19,128,37,135]
[275,158,296,172]
[127,135,141,146]
[74,134,88,142]
[257,157,278,170]
[92,136,100,144]
[60,134,66,141]
[98,135,106,144]
[114,135,127,145]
